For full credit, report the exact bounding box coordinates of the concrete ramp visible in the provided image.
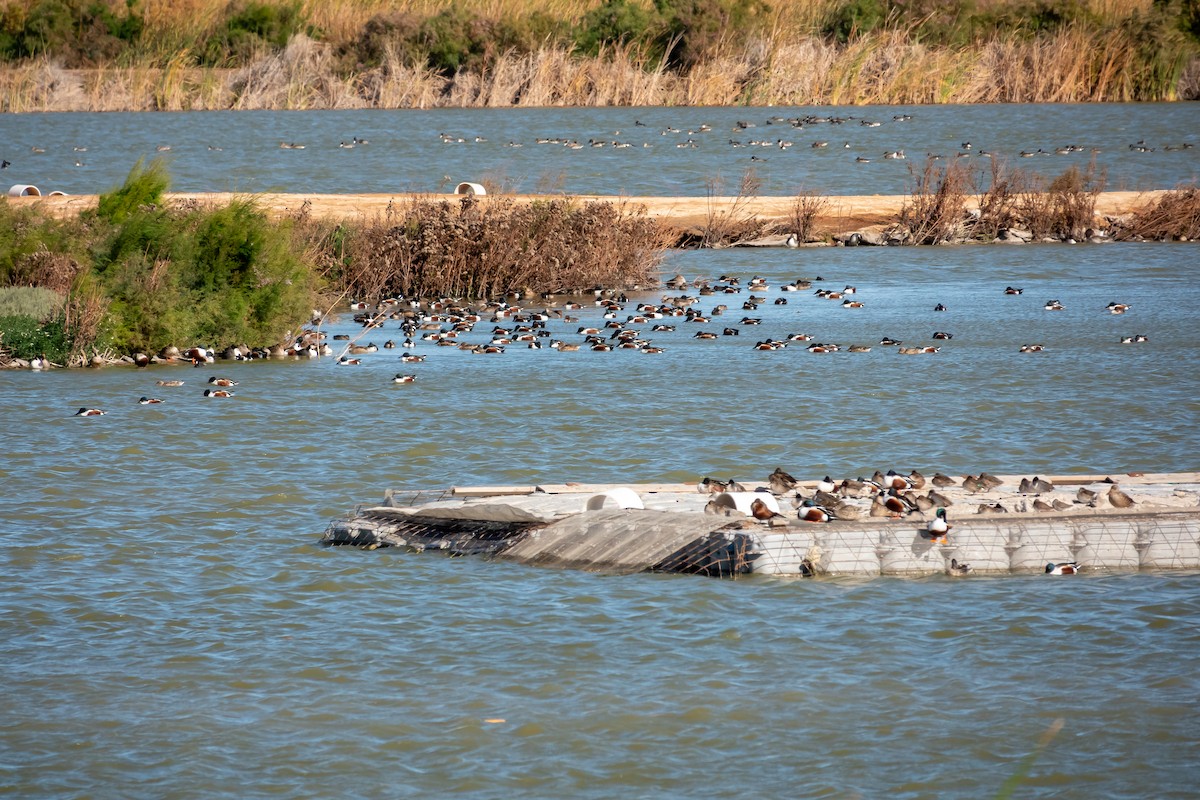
[498,509,752,575]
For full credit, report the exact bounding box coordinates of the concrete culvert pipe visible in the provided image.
[8,184,41,196]
[455,182,486,196]
[584,487,645,511]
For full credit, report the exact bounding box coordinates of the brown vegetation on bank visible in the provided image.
[15,185,1184,243]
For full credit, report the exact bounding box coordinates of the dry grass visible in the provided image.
[2,0,1196,110]
[1016,159,1106,239]
[325,194,669,301]
[896,158,975,244]
[1113,186,1200,241]
[788,188,831,242]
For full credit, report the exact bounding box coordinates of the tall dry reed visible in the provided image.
[1114,186,1200,241]
[330,195,668,302]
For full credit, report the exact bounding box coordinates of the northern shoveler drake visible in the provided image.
[156,379,184,387]
[208,377,238,386]
[880,336,902,346]
[934,303,947,311]
[926,507,952,542]
[932,331,953,340]
[1106,302,1130,314]
[1019,343,1046,352]
[337,356,362,365]
[1044,299,1065,310]
[1004,286,1023,294]
[30,355,48,370]
[203,389,234,397]
[798,501,832,522]
[842,299,865,308]
[74,407,105,416]
[400,354,426,362]
[1045,561,1081,575]
[392,374,416,383]
[138,397,164,405]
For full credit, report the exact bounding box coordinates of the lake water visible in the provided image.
[3,104,1200,798]
[2,103,1199,197]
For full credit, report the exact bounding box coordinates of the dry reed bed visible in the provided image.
[2,28,1195,112]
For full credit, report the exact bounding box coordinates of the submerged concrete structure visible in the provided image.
[323,474,1200,578]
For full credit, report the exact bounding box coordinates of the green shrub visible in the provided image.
[0,286,63,318]
[0,313,71,361]
[0,201,85,290]
[654,0,772,69]
[198,0,308,65]
[95,157,169,225]
[417,7,494,74]
[0,0,144,65]
[575,0,662,57]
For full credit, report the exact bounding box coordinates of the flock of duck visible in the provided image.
[63,257,1151,417]
[71,375,238,416]
[18,113,1190,173]
[695,465,1143,576]
[299,265,1148,375]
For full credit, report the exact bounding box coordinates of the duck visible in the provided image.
[932,331,953,340]
[392,374,416,383]
[1045,561,1081,575]
[927,489,953,508]
[948,557,972,576]
[1019,343,1046,352]
[203,389,234,397]
[400,354,426,363]
[931,472,956,487]
[962,474,989,493]
[1004,286,1024,295]
[1108,484,1136,508]
[798,501,832,523]
[1076,487,1098,505]
[816,475,836,493]
[155,379,184,387]
[207,377,238,386]
[750,497,784,521]
[137,397,164,405]
[30,354,48,370]
[925,507,951,542]
[337,356,362,365]
[842,299,865,308]
[74,407,105,416]
[933,303,947,311]
[769,468,799,495]
[882,488,917,517]
[1106,302,1130,314]
[1044,299,1065,310]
